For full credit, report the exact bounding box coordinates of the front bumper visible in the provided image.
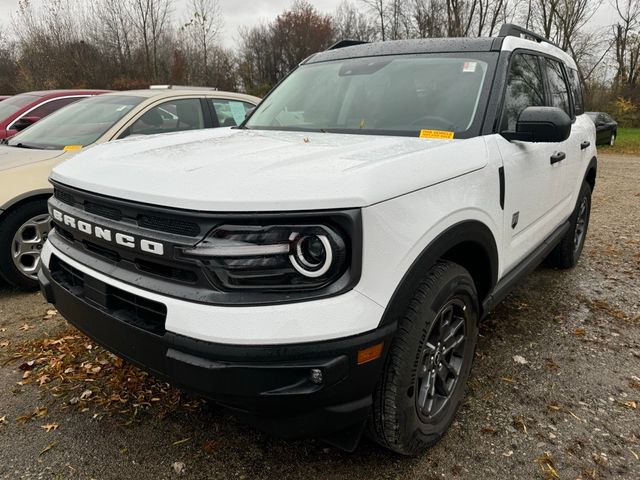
[39,253,395,445]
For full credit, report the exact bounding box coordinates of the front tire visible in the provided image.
[546,181,592,269]
[368,260,479,456]
[0,199,52,290]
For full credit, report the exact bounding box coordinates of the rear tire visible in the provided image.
[367,260,479,456]
[0,199,52,291]
[546,181,591,269]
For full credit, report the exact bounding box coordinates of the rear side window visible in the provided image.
[28,97,84,120]
[566,68,584,115]
[210,99,254,127]
[127,98,205,137]
[501,53,545,131]
[544,58,571,116]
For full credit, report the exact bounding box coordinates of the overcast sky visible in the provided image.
[0,0,341,48]
[0,0,618,48]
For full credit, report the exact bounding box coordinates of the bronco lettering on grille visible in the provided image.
[51,209,165,256]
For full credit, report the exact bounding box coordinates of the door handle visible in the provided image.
[550,152,566,164]
[580,140,590,150]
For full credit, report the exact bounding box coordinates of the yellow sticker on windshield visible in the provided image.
[419,130,454,140]
[63,145,83,151]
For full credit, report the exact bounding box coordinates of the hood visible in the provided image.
[51,128,488,211]
[0,145,67,172]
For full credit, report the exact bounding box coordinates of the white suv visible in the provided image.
[39,25,596,455]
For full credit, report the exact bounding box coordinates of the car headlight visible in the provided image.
[179,223,350,290]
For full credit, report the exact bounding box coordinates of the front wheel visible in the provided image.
[0,199,53,290]
[368,260,479,456]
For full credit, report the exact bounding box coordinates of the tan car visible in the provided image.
[0,88,260,289]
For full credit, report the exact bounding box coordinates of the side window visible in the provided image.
[566,68,584,115]
[128,98,205,137]
[210,99,254,127]
[544,59,571,116]
[27,97,83,119]
[501,53,545,131]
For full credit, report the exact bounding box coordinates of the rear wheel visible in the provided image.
[546,181,591,269]
[0,199,52,290]
[368,260,478,456]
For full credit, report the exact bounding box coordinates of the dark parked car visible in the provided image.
[586,112,618,146]
[0,90,110,140]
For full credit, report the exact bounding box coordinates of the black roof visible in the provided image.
[305,37,500,64]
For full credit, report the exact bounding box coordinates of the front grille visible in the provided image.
[54,188,75,206]
[85,201,122,221]
[139,215,200,237]
[50,255,167,335]
[54,186,200,237]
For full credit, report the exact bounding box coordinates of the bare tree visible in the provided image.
[334,1,378,41]
[181,0,223,84]
[612,0,640,86]
[130,0,172,80]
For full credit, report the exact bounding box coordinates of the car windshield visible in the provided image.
[7,95,145,150]
[0,94,40,121]
[246,53,494,137]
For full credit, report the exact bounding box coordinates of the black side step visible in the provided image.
[482,220,570,314]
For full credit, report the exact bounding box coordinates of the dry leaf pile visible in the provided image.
[7,328,206,419]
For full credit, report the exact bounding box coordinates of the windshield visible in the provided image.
[7,95,145,150]
[0,94,40,121]
[246,53,494,137]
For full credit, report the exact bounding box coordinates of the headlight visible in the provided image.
[180,223,349,290]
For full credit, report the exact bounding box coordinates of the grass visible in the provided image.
[598,127,640,155]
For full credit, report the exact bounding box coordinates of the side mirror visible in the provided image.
[13,116,40,131]
[503,107,571,143]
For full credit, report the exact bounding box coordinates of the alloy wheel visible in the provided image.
[415,299,468,421]
[11,214,53,279]
[573,197,588,252]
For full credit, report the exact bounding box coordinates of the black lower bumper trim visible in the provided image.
[39,261,395,441]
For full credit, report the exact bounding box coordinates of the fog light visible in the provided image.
[309,368,323,385]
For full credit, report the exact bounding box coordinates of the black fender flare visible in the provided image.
[584,156,597,191]
[378,220,499,327]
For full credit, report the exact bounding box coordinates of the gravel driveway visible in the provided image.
[1,154,639,480]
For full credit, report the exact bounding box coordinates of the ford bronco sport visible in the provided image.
[39,25,597,455]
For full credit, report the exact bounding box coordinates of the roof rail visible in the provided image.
[498,24,557,47]
[326,39,369,50]
[149,85,219,91]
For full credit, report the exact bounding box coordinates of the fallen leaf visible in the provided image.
[547,403,562,412]
[172,462,186,475]
[0,341,8,348]
[41,423,59,432]
[19,324,31,331]
[39,442,56,456]
[574,327,586,336]
[203,439,218,453]
[622,400,637,410]
[513,355,528,365]
[172,438,191,446]
[19,360,35,371]
[80,389,93,400]
[536,452,559,478]
[0,415,7,425]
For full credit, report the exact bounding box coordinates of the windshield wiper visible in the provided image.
[12,142,36,149]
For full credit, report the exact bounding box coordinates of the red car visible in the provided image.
[0,90,110,140]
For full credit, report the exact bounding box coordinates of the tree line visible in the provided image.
[2,0,640,123]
